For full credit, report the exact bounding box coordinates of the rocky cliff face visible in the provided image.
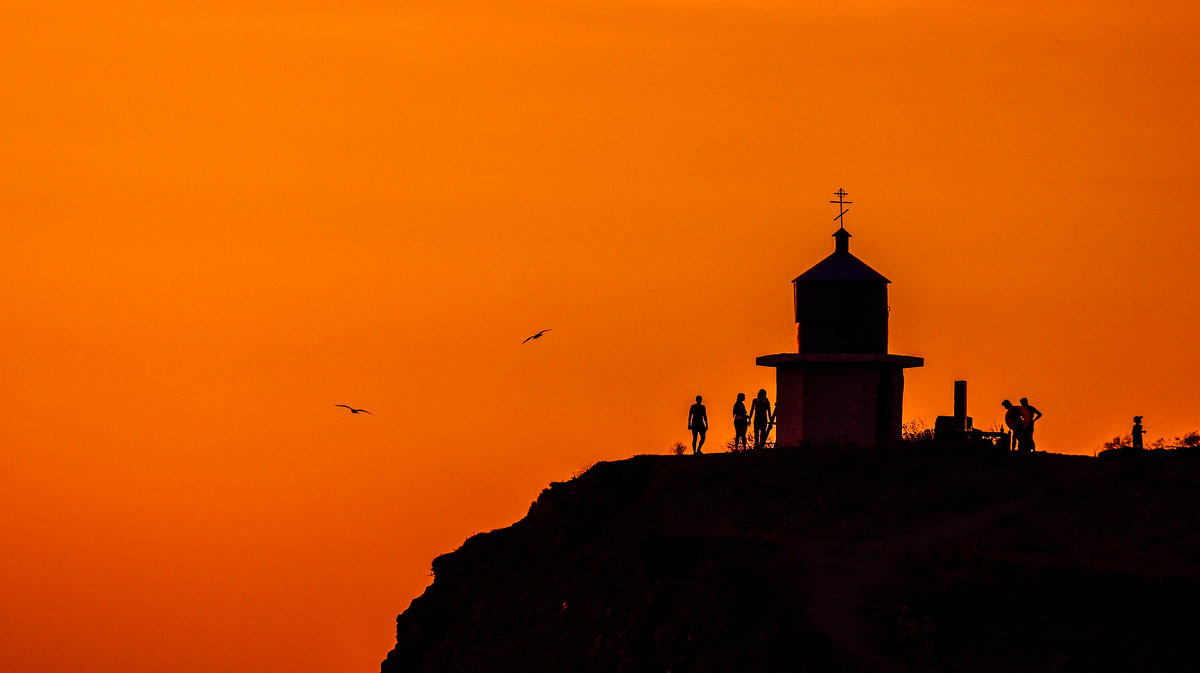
[381,447,1200,673]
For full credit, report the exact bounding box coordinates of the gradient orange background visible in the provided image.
[3,2,1199,672]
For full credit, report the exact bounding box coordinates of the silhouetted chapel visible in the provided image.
[756,191,923,447]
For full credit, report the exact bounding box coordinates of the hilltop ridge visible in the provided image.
[381,446,1200,672]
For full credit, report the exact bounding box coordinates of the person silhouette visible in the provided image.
[749,389,774,450]
[1019,397,1042,452]
[688,395,708,455]
[1002,400,1029,451]
[732,393,749,451]
[1132,416,1145,450]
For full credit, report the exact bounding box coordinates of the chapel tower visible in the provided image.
[756,190,923,447]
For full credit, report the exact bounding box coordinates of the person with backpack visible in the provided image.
[1002,400,1030,451]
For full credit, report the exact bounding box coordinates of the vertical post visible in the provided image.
[953,380,967,431]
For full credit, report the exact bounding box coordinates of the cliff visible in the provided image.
[380,446,1200,672]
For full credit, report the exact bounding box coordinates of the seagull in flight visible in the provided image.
[522,329,552,344]
[335,405,373,415]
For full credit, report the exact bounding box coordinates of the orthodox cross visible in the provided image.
[830,188,852,229]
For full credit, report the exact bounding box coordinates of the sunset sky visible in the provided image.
[3,2,1199,672]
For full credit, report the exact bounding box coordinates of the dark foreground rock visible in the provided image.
[381,445,1200,672]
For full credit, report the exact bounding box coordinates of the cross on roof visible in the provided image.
[830,188,852,229]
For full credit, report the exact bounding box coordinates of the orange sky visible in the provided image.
[3,2,1200,672]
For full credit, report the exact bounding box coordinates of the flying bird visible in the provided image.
[335,405,373,415]
[522,329,552,344]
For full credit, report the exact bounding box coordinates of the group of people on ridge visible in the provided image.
[687,390,775,455]
[1001,398,1043,451]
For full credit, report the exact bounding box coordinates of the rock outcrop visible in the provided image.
[381,446,1200,672]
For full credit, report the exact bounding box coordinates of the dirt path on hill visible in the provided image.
[790,460,1090,671]
[791,495,1040,671]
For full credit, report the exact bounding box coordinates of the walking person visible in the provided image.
[688,395,708,455]
[749,389,774,450]
[732,393,749,451]
[1019,397,1043,452]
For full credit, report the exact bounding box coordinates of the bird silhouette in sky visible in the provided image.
[522,329,552,344]
[335,405,373,415]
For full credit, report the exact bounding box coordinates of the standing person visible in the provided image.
[749,389,774,450]
[1019,397,1043,452]
[688,395,708,455]
[732,393,749,451]
[1002,400,1029,451]
[1132,416,1145,450]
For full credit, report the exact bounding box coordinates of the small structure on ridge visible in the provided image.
[756,189,923,447]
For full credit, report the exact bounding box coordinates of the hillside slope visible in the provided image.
[380,446,1200,672]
